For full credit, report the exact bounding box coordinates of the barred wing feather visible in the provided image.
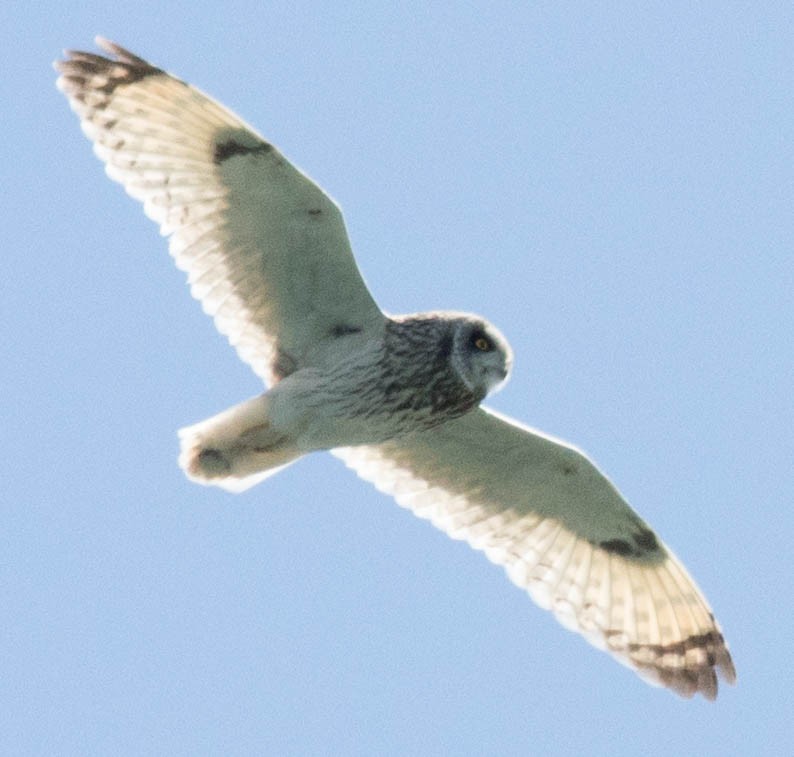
[335,407,736,699]
[55,38,383,385]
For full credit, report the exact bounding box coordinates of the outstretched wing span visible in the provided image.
[335,407,736,699]
[55,39,384,384]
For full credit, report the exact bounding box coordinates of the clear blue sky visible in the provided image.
[4,3,792,755]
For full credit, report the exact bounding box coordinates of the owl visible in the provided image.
[56,39,735,699]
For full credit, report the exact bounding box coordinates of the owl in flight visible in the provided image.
[56,39,735,699]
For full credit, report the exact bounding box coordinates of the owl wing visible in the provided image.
[55,39,384,385]
[334,406,736,699]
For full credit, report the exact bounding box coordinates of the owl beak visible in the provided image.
[486,366,509,395]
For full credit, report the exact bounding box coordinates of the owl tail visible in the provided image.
[177,393,303,492]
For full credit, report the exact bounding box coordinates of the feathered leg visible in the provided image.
[178,393,303,492]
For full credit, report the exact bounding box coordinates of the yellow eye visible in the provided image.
[474,337,491,351]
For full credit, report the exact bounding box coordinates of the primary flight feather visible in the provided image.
[55,38,735,699]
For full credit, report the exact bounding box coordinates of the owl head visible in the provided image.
[450,315,513,397]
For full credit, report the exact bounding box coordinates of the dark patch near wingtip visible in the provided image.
[633,527,660,553]
[611,627,733,699]
[213,138,273,164]
[561,462,576,475]
[307,208,323,216]
[330,324,363,338]
[57,49,163,98]
[599,527,661,558]
[600,538,634,556]
[627,631,729,668]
